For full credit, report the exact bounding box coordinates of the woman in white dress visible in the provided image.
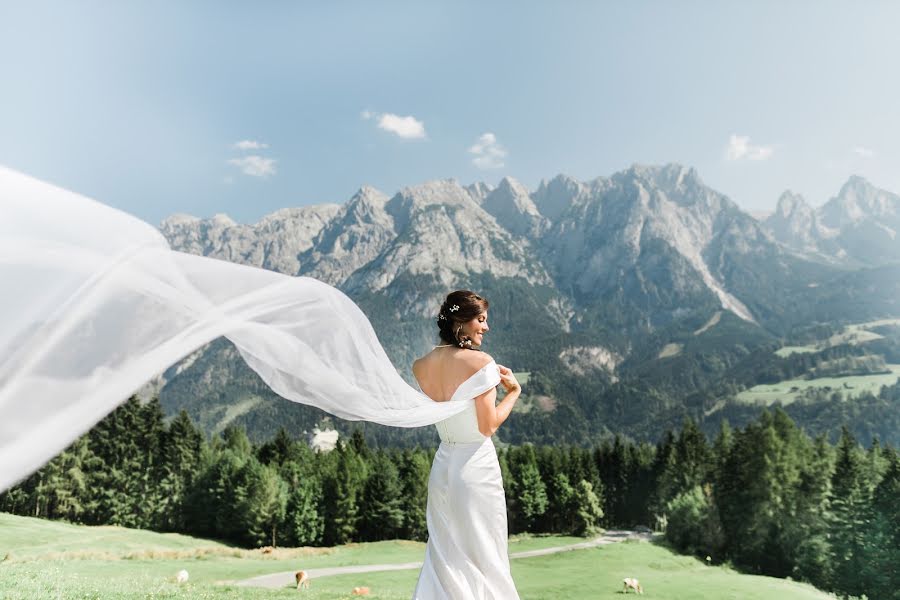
[411,290,522,599]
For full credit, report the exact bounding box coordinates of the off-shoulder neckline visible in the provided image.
[448,359,497,402]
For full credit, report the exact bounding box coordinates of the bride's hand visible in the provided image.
[497,365,520,393]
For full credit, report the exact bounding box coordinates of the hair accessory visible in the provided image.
[449,304,459,312]
[438,313,447,320]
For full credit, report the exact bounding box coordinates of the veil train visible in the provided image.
[0,166,471,492]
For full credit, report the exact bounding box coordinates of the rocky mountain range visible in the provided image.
[763,175,900,266]
[146,164,900,447]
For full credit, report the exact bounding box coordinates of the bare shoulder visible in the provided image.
[412,356,427,378]
[460,350,494,371]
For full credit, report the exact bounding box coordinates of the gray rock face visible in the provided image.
[159,204,340,275]
[464,181,494,205]
[765,191,821,251]
[158,163,822,330]
[538,164,758,323]
[300,186,395,286]
[481,177,549,239]
[344,179,553,315]
[763,175,900,266]
[532,174,586,222]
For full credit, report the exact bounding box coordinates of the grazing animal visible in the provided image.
[623,577,643,594]
[295,570,311,590]
[351,586,371,595]
[175,569,189,583]
[261,546,274,555]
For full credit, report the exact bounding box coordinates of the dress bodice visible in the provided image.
[435,402,484,443]
[432,360,501,443]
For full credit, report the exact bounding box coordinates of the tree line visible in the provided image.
[1,395,896,598]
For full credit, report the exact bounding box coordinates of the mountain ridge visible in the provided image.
[145,163,900,447]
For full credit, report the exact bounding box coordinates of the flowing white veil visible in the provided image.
[0,166,477,492]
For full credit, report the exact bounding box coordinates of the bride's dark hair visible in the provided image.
[436,290,489,348]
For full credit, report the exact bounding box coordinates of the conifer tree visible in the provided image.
[358,452,405,541]
[829,427,870,597]
[322,440,366,545]
[546,471,574,534]
[862,449,900,599]
[158,409,204,531]
[509,446,548,533]
[234,459,289,547]
[284,472,324,546]
[397,449,431,541]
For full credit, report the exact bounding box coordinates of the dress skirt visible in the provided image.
[412,436,520,599]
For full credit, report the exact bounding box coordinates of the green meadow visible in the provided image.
[0,513,834,599]
[775,318,900,357]
[736,363,900,406]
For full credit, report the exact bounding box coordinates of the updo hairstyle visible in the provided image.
[436,290,489,348]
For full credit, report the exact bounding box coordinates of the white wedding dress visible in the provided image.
[412,359,521,600]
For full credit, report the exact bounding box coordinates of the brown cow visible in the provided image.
[295,570,311,590]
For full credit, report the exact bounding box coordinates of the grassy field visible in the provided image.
[735,363,900,406]
[775,318,900,357]
[0,513,836,599]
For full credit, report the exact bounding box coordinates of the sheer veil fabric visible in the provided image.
[0,166,476,491]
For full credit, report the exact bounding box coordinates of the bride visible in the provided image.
[411,290,521,599]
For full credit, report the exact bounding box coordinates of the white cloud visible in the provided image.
[232,140,269,151]
[373,113,426,139]
[725,134,773,161]
[228,155,277,177]
[468,132,507,169]
[360,109,426,139]
[377,113,426,139]
[852,146,875,158]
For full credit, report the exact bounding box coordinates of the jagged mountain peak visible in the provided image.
[611,163,712,209]
[256,203,342,227]
[356,184,388,200]
[395,178,473,208]
[762,175,900,266]
[616,162,697,186]
[465,181,494,204]
[540,173,581,191]
[497,176,530,196]
[210,213,236,227]
[534,174,585,221]
[764,191,821,254]
[160,211,238,234]
[822,175,900,229]
[613,163,701,192]
[345,185,389,214]
[159,213,200,229]
[482,176,547,238]
[774,190,811,218]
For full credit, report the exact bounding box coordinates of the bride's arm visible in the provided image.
[474,367,521,437]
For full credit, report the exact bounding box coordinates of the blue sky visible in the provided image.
[2,1,898,225]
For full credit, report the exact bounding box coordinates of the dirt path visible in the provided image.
[235,529,654,589]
